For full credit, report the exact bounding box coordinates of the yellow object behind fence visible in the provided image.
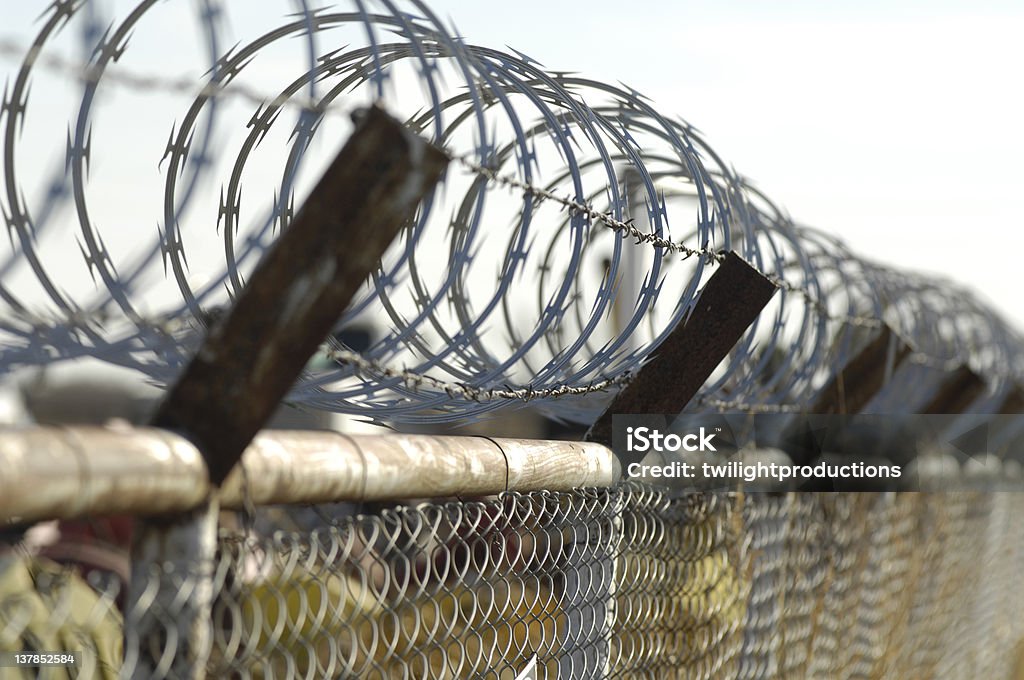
[223,569,563,679]
[0,554,122,680]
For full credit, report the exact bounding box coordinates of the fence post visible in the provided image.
[126,105,447,678]
[586,251,778,445]
[570,252,775,678]
[124,499,220,680]
[806,324,911,416]
[919,366,986,414]
[153,105,449,487]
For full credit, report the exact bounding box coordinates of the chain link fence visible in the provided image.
[4,483,1023,679]
[2,2,1024,678]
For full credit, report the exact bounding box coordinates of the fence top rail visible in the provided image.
[0,425,617,523]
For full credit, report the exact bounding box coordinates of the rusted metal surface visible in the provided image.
[992,386,1024,458]
[586,251,777,444]
[808,324,912,415]
[997,386,1024,415]
[782,327,913,467]
[152,105,448,486]
[920,365,987,414]
[0,427,617,522]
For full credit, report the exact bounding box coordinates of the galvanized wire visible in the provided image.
[1,0,1021,424]
[4,483,1023,678]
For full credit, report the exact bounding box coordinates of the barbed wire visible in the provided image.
[448,151,728,264]
[0,28,967,331]
[1,0,1021,425]
[326,346,633,403]
[0,36,329,115]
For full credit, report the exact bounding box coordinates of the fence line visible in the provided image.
[3,467,1022,679]
[2,3,1024,677]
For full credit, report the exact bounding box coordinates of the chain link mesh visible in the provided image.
[3,485,1023,679]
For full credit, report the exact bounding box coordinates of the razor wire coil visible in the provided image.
[1,0,1022,425]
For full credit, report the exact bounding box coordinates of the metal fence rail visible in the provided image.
[2,427,1024,679]
[0,428,615,523]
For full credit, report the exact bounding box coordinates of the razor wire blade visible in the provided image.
[0,0,1021,424]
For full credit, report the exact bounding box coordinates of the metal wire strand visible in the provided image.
[1,0,1021,425]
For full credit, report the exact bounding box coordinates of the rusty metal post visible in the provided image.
[571,251,775,678]
[586,251,777,444]
[777,324,912,467]
[919,365,986,414]
[125,105,447,679]
[808,324,911,415]
[152,105,449,486]
[991,386,1024,459]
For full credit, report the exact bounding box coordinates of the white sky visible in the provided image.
[2,0,1023,331]
[428,0,1024,329]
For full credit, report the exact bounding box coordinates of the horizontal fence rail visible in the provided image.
[0,427,616,523]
